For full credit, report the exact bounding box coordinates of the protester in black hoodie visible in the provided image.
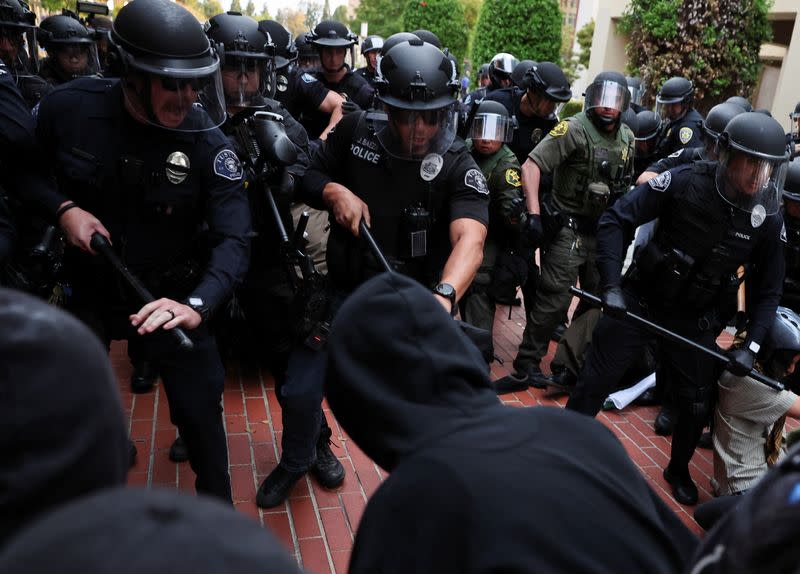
[326,272,698,574]
[0,288,129,546]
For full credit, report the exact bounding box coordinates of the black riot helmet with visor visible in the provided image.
[374,38,460,160]
[258,20,296,71]
[38,13,101,82]
[469,99,516,143]
[634,110,661,159]
[488,52,518,88]
[360,35,383,56]
[0,0,38,74]
[308,20,357,74]
[110,0,226,132]
[584,71,630,130]
[715,112,789,216]
[294,33,318,71]
[655,76,694,121]
[523,61,572,117]
[205,12,276,109]
[789,101,800,142]
[626,76,643,106]
[701,102,745,159]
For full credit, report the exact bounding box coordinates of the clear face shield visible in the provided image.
[627,85,643,106]
[0,23,37,74]
[790,112,800,142]
[584,80,630,125]
[374,103,458,160]
[716,146,788,215]
[655,97,686,122]
[121,59,227,132]
[49,41,101,79]
[220,53,275,109]
[469,112,515,142]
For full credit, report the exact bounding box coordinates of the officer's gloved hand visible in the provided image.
[601,286,627,319]
[341,100,361,115]
[521,213,542,247]
[726,347,755,377]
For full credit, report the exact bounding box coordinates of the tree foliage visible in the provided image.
[353,0,404,39]
[401,0,469,63]
[470,0,562,71]
[620,0,772,112]
[332,5,349,24]
[561,19,594,84]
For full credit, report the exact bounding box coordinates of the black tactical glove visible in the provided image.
[341,100,361,115]
[601,286,627,319]
[726,347,755,377]
[521,213,542,247]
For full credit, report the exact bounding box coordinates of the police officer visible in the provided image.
[38,14,101,86]
[486,61,572,165]
[654,76,704,157]
[494,71,634,393]
[355,34,382,88]
[637,101,746,184]
[85,14,112,73]
[632,110,662,179]
[626,76,644,112]
[294,32,319,71]
[302,20,373,139]
[566,112,788,506]
[0,0,49,107]
[19,0,251,502]
[459,99,525,334]
[787,101,800,159]
[781,158,800,309]
[462,52,517,109]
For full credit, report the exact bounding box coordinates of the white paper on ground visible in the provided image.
[605,372,656,410]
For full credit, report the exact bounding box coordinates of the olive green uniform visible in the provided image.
[513,112,634,374]
[459,141,524,332]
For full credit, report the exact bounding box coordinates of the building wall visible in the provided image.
[587,0,800,120]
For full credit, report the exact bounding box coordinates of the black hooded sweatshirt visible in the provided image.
[326,272,698,574]
[0,288,129,546]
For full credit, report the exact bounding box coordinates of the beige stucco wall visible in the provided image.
[587,0,800,121]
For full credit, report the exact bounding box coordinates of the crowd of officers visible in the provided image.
[0,0,799,522]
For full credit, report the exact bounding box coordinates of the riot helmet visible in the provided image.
[655,76,694,121]
[259,20,296,70]
[726,95,752,112]
[308,20,357,48]
[469,99,515,143]
[0,0,37,74]
[584,71,630,130]
[86,15,112,69]
[294,33,319,71]
[488,52,518,88]
[476,62,490,87]
[789,101,800,142]
[715,112,789,215]
[701,102,745,158]
[626,76,643,105]
[782,158,800,220]
[110,0,226,132]
[205,12,276,109]
[381,32,419,57]
[374,38,459,159]
[411,29,441,49]
[621,107,638,133]
[634,110,661,159]
[38,14,100,82]
[360,34,383,55]
[523,61,572,117]
[759,307,800,380]
[510,59,536,88]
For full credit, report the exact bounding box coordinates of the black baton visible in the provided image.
[569,286,784,391]
[90,233,195,352]
[359,220,393,273]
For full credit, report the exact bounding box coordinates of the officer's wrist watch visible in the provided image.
[183,296,209,322]
[433,283,457,317]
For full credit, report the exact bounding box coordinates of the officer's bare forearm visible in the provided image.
[318,92,345,140]
[521,159,541,214]
[442,218,487,302]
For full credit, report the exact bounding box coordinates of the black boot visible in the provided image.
[169,435,189,463]
[130,361,158,394]
[256,466,305,508]
[311,425,345,489]
[654,405,676,436]
[663,465,698,505]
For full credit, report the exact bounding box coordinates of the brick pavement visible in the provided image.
[117,300,798,573]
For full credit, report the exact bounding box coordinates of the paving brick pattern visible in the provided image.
[117,301,797,573]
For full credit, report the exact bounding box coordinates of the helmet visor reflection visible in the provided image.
[584,80,630,113]
[469,113,515,142]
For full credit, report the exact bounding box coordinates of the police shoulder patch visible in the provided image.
[301,73,317,84]
[505,168,521,187]
[213,149,243,181]
[647,170,672,192]
[679,126,694,145]
[549,120,568,137]
[465,168,489,195]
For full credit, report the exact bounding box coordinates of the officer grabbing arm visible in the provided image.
[566,112,788,507]
[301,38,489,313]
[18,0,251,502]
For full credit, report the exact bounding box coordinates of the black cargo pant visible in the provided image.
[567,292,717,477]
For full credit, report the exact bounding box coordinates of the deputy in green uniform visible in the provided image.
[459,100,527,335]
[495,71,635,393]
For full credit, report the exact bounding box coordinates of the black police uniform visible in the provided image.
[0,61,34,263]
[300,67,373,141]
[302,110,489,291]
[462,86,487,106]
[645,146,706,174]
[23,78,251,501]
[783,210,800,309]
[655,108,704,158]
[274,66,331,129]
[567,162,785,475]
[485,87,558,165]
[354,66,378,88]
